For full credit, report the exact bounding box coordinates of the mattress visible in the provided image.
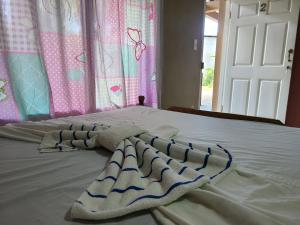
[1,106,300,225]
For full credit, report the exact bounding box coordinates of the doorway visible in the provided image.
[220,0,299,122]
[200,0,220,111]
[200,0,299,123]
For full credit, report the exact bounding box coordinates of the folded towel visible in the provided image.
[0,122,235,220]
[70,132,235,220]
[37,123,235,220]
[39,122,146,152]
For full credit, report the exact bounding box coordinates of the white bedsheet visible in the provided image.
[1,106,300,225]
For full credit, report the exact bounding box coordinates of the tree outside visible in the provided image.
[203,67,214,87]
[201,16,218,111]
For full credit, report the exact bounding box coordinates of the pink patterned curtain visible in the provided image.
[0,0,158,123]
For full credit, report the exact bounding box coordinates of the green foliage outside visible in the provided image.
[202,67,214,87]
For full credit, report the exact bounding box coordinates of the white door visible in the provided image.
[222,0,299,122]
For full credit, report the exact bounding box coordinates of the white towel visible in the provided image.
[73,135,235,220]
[39,122,146,153]
[0,122,235,220]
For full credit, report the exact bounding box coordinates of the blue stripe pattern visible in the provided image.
[59,130,63,143]
[138,147,150,168]
[86,190,106,198]
[196,154,209,171]
[57,130,63,151]
[182,148,189,163]
[151,167,170,183]
[74,135,233,213]
[166,158,173,165]
[166,143,172,156]
[150,136,158,146]
[112,186,144,193]
[110,161,122,169]
[80,174,208,213]
[208,147,212,154]
[128,174,205,205]
[73,131,77,140]
[141,156,160,178]
[122,168,138,172]
[195,147,212,171]
[86,185,145,200]
[97,176,117,182]
[125,144,133,149]
[87,131,91,139]
[83,139,89,148]
[178,166,188,175]
[125,154,136,159]
[210,145,232,179]
[135,140,140,149]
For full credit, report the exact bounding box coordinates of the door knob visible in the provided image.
[288,49,294,62]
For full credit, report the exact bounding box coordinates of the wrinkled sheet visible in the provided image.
[0,120,235,220]
[1,106,300,225]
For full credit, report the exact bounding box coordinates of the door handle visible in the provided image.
[288,49,294,62]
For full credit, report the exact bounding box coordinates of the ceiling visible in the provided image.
[205,0,219,21]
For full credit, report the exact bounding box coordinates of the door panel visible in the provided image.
[161,0,204,109]
[238,3,259,18]
[231,79,250,114]
[222,0,299,122]
[268,0,291,14]
[263,22,287,65]
[234,25,256,65]
[257,80,280,118]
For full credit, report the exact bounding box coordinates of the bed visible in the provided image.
[0,106,299,225]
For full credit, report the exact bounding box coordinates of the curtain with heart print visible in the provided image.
[0,0,158,123]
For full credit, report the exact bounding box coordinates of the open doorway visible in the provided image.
[200,0,220,111]
[199,0,299,122]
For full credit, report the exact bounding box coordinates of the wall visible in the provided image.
[286,16,300,127]
[212,0,227,111]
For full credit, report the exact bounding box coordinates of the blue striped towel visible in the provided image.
[39,123,235,220]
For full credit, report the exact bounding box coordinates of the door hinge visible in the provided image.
[201,62,204,69]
